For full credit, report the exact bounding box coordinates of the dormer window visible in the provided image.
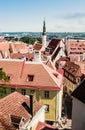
[27,75,34,82]
[10,115,21,129]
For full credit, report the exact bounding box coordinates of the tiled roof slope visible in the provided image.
[0,59,63,90]
[47,38,61,54]
[34,43,42,50]
[11,42,28,53]
[55,57,69,69]
[0,42,10,58]
[66,39,85,56]
[71,78,85,103]
[76,62,85,75]
[63,61,82,77]
[10,52,34,61]
[36,121,58,130]
[0,92,42,130]
[0,92,31,130]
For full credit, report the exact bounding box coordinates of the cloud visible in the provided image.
[62,12,85,20]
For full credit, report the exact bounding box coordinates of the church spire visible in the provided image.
[42,19,47,49]
[42,20,46,35]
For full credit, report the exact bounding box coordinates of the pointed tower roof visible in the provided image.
[42,20,46,35]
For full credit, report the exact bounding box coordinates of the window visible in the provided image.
[45,104,49,112]
[27,75,34,81]
[11,88,15,93]
[21,89,26,95]
[3,87,6,94]
[44,91,49,99]
[10,115,21,129]
[30,89,35,94]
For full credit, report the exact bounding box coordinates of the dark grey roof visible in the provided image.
[71,78,85,103]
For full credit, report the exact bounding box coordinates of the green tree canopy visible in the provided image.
[0,68,10,82]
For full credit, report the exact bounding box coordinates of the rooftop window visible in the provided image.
[10,115,21,129]
[27,75,34,82]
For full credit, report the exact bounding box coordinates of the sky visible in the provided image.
[0,0,85,32]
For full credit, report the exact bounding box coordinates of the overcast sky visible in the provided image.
[0,0,85,32]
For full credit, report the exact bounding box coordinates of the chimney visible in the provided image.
[34,51,41,62]
[30,95,33,116]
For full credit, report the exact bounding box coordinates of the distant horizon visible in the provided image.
[1,31,85,33]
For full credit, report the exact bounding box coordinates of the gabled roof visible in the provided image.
[55,57,69,69]
[11,41,28,53]
[0,59,63,90]
[63,61,82,77]
[34,43,42,51]
[0,42,10,57]
[0,92,31,130]
[66,39,85,56]
[71,78,85,103]
[47,38,61,54]
[10,52,34,61]
[0,92,42,130]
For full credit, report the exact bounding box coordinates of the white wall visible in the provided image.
[22,105,46,130]
[72,98,85,130]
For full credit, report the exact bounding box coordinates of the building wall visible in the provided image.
[72,98,85,130]
[24,106,46,130]
[64,77,77,94]
[0,86,61,122]
[39,90,57,121]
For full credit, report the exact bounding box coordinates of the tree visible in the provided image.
[0,68,10,98]
[0,68,10,82]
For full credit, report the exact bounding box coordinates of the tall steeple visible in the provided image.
[42,20,47,49]
[42,20,46,35]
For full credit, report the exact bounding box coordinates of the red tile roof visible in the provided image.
[55,57,69,69]
[0,42,10,58]
[66,39,85,56]
[0,92,42,130]
[47,38,61,54]
[63,61,82,77]
[11,42,28,53]
[10,52,34,61]
[0,59,63,90]
[36,121,58,130]
[34,43,42,50]
[0,92,31,130]
[76,62,85,75]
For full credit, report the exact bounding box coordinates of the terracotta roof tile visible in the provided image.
[11,42,28,53]
[63,61,82,77]
[10,53,34,61]
[66,39,85,56]
[0,59,63,90]
[36,121,58,130]
[0,92,42,130]
[34,43,42,50]
[0,92,31,130]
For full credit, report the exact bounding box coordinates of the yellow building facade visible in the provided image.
[0,86,62,122]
